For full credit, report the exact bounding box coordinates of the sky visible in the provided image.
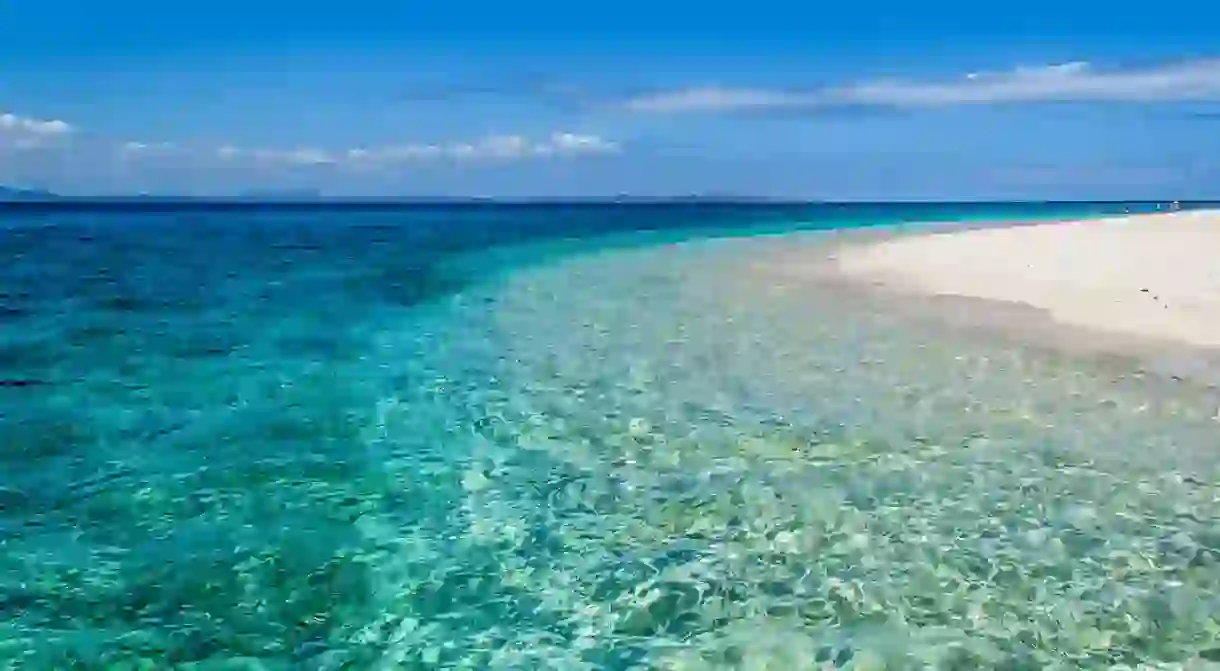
[2,0,1219,199]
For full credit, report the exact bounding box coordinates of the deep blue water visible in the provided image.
[0,201,1205,668]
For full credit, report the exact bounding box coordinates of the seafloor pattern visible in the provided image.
[424,237,1220,670]
[3,208,1219,669]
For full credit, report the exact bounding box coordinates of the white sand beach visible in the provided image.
[832,210,1220,349]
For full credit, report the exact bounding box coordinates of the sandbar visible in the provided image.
[832,210,1220,348]
[761,210,1220,389]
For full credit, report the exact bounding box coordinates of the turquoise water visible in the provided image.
[2,201,1218,669]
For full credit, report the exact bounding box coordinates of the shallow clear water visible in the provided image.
[3,202,1218,669]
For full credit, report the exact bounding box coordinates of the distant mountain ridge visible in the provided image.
[0,186,60,201]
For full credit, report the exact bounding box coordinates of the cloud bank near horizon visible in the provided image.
[5,113,619,170]
[624,59,1220,113]
[206,132,619,167]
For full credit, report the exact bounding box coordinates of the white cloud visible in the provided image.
[546,132,619,155]
[272,148,335,166]
[0,112,75,136]
[471,134,528,159]
[213,146,336,165]
[625,87,799,113]
[448,142,479,160]
[1,111,76,150]
[624,58,1220,113]
[121,140,176,154]
[246,132,620,167]
[374,144,443,161]
[439,133,618,160]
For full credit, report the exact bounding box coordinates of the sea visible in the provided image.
[2,201,1219,670]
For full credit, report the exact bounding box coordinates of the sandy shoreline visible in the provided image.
[762,210,1220,389]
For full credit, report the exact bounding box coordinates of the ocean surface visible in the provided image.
[3,201,1219,669]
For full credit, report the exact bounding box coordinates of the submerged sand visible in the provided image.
[833,210,1220,349]
[9,208,1220,668]
[455,226,1220,667]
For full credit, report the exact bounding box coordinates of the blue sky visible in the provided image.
[2,0,1219,198]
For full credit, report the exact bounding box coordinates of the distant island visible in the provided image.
[0,186,60,201]
[0,188,811,205]
[0,187,1202,208]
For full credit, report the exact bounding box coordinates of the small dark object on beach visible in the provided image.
[1139,288,1168,306]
